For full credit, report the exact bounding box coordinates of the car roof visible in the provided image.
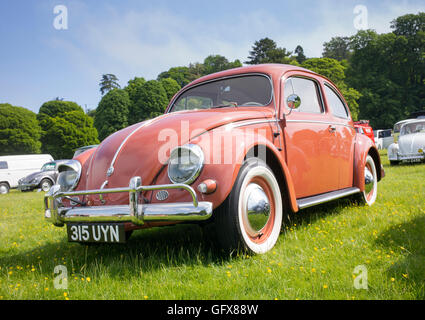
[395,119,415,125]
[400,119,425,128]
[184,64,317,89]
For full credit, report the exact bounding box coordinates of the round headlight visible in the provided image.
[56,160,82,192]
[168,144,204,184]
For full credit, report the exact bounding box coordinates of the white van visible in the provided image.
[0,154,54,194]
[374,129,393,150]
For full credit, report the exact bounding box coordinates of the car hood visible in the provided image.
[398,133,425,154]
[20,171,49,183]
[82,107,273,197]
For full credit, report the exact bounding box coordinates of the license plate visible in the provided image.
[67,223,126,243]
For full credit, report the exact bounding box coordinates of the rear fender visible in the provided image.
[353,133,382,192]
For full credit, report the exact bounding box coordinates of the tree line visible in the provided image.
[0,12,423,158]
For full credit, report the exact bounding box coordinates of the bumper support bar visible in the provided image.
[44,176,213,227]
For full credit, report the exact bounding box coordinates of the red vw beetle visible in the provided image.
[45,64,384,254]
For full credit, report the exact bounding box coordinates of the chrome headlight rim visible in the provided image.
[167,144,204,185]
[57,160,82,192]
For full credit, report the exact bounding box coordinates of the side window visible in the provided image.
[284,77,323,114]
[324,85,349,119]
[0,161,8,169]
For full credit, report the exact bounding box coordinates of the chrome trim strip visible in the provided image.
[107,119,155,177]
[297,187,360,210]
[286,119,354,129]
[228,119,276,129]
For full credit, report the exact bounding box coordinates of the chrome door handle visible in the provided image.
[328,125,336,133]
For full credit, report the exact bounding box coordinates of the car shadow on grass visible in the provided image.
[374,215,425,299]
[0,196,358,279]
[0,222,237,277]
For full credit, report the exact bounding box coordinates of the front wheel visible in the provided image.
[40,179,53,192]
[359,155,378,206]
[0,183,9,195]
[213,158,283,254]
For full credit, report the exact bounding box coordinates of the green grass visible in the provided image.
[0,151,424,300]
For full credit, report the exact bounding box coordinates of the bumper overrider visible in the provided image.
[44,176,213,227]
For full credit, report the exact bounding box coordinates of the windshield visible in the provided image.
[169,75,272,113]
[41,162,56,171]
[400,121,425,136]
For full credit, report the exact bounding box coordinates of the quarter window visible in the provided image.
[284,77,323,114]
[0,161,8,169]
[325,85,349,119]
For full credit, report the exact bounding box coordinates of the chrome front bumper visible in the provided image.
[391,153,425,161]
[44,176,213,227]
[17,183,38,190]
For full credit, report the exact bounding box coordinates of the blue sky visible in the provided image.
[0,0,424,113]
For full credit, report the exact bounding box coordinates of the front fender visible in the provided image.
[150,123,298,212]
[190,124,298,212]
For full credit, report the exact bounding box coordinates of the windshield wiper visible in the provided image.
[211,102,238,109]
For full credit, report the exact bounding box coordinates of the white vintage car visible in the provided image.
[388,119,425,165]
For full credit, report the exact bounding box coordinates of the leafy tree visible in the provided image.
[38,100,81,119]
[95,89,131,141]
[160,78,181,101]
[203,55,242,75]
[157,67,192,87]
[294,45,307,64]
[322,36,353,61]
[124,77,146,104]
[246,38,278,64]
[38,100,99,158]
[130,80,169,123]
[346,13,425,128]
[99,74,121,95]
[246,38,298,65]
[302,58,346,84]
[0,103,41,155]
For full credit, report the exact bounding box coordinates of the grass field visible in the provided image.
[0,151,424,300]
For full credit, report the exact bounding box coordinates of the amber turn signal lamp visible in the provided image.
[197,179,217,194]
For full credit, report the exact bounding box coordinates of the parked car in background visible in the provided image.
[388,119,425,165]
[374,129,393,150]
[17,160,69,192]
[73,145,99,158]
[44,64,384,254]
[354,120,375,142]
[0,154,53,194]
[393,119,414,142]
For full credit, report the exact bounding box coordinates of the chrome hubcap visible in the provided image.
[42,182,51,192]
[0,185,8,194]
[244,183,271,235]
[364,166,374,195]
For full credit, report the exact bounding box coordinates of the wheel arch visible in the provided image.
[38,176,55,187]
[243,144,298,213]
[353,134,383,191]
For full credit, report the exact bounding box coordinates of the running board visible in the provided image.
[297,187,361,210]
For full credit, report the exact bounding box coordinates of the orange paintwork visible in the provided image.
[73,64,382,229]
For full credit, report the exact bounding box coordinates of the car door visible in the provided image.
[323,83,355,190]
[281,75,340,199]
